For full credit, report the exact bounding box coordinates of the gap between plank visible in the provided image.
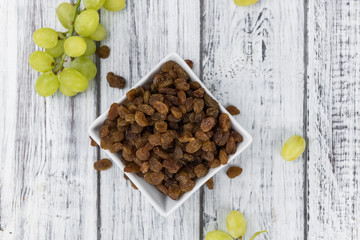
[302,0,309,240]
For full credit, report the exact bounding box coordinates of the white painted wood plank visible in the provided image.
[201,1,305,239]
[307,0,360,239]
[0,1,98,239]
[98,1,201,239]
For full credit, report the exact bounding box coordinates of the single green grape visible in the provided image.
[226,210,247,238]
[59,84,77,97]
[45,40,65,58]
[83,0,105,10]
[103,0,126,11]
[205,231,233,240]
[69,56,97,80]
[29,51,55,72]
[74,9,99,36]
[59,68,88,93]
[281,135,306,161]
[234,0,259,6]
[33,28,58,48]
[64,36,87,57]
[35,72,60,97]
[249,230,267,240]
[82,38,97,56]
[56,2,75,29]
[89,23,107,41]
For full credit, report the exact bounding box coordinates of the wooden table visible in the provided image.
[1,0,359,239]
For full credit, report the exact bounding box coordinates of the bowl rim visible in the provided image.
[88,52,253,217]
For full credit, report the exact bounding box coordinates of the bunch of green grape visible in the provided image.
[28,0,126,97]
[206,210,267,240]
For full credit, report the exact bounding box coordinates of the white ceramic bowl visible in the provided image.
[88,52,253,217]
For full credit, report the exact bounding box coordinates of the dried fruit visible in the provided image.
[194,164,208,177]
[227,166,243,179]
[108,103,119,121]
[163,158,182,173]
[205,177,214,189]
[106,72,126,88]
[185,139,202,153]
[96,45,110,58]
[149,157,163,172]
[200,117,216,132]
[167,183,181,200]
[136,147,150,161]
[226,136,236,154]
[226,105,240,115]
[219,113,231,132]
[130,181,138,190]
[219,149,228,165]
[151,100,169,114]
[144,171,164,185]
[90,137,98,146]
[138,104,155,116]
[124,162,141,173]
[185,59,193,69]
[135,111,148,127]
[94,158,112,171]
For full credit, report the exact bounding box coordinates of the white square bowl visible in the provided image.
[88,52,253,217]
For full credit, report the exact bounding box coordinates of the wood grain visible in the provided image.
[307,0,360,239]
[98,1,201,239]
[201,0,305,239]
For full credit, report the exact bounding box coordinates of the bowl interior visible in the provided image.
[88,52,253,216]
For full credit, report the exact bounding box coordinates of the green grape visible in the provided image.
[281,135,306,161]
[74,9,99,36]
[56,2,75,29]
[59,68,88,92]
[64,36,87,57]
[69,56,97,80]
[83,0,105,10]
[33,28,58,48]
[205,231,233,240]
[82,38,96,56]
[45,40,65,58]
[28,51,55,72]
[226,210,247,238]
[249,230,267,240]
[35,72,60,97]
[89,23,107,41]
[59,84,77,97]
[234,0,259,6]
[103,0,126,11]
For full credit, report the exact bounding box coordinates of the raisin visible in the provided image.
[185,59,193,69]
[99,125,110,138]
[136,147,150,161]
[143,90,151,104]
[167,183,181,200]
[109,142,123,153]
[110,131,124,142]
[161,61,176,72]
[193,88,205,98]
[231,130,243,143]
[194,112,205,123]
[175,66,190,80]
[90,137,98,146]
[169,69,178,79]
[135,111,148,127]
[163,159,182,173]
[158,79,174,88]
[175,171,189,183]
[156,184,168,195]
[153,147,170,159]
[177,90,187,105]
[117,105,130,119]
[96,45,110,58]
[170,107,183,119]
[208,159,221,168]
[173,145,184,160]
[168,121,179,130]
[126,89,136,101]
[106,72,126,89]
[149,94,165,105]
[167,113,181,122]
[159,87,177,95]
[206,107,219,118]
[149,157,163,172]
[151,112,167,121]
[202,141,216,152]
[131,123,143,133]
[226,136,236,154]
[219,149,228,165]
[100,138,112,150]
[144,172,165,185]
[179,105,187,115]
[123,174,129,180]
[183,153,195,162]
[226,105,240,115]
[174,78,190,91]
[178,132,194,144]
[185,139,202,153]
[138,104,155,116]
[94,158,112,171]
[130,181,138,190]
[205,177,214,190]
[200,117,216,132]
[213,128,230,146]
[154,73,165,86]
[201,151,215,162]
[194,164,208,178]
[227,166,243,179]
[108,103,119,121]
[204,93,219,109]
[195,131,210,142]
[151,101,169,114]
[148,133,161,146]
[219,113,231,132]
[161,131,175,146]
[124,162,141,173]
[124,114,135,123]
[165,95,180,106]
[185,97,194,112]
[183,123,196,133]
[193,98,204,113]
[140,161,150,174]
[179,179,195,192]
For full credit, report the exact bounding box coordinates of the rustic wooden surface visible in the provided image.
[0,0,359,239]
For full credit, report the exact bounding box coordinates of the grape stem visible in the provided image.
[53,0,81,74]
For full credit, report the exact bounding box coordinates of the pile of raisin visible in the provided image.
[98,61,243,200]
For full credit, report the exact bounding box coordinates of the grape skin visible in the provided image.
[64,36,87,57]
[281,135,306,161]
[84,0,105,10]
[56,2,75,29]
[69,56,97,80]
[45,39,65,58]
[103,0,126,11]
[82,38,97,56]
[35,72,60,97]
[205,231,233,240]
[89,23,107,41]
[33,28,58,48]
[226,210,247,238]
[59,68,88,93]
[29,51,55,72]
[74,9,99,36]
